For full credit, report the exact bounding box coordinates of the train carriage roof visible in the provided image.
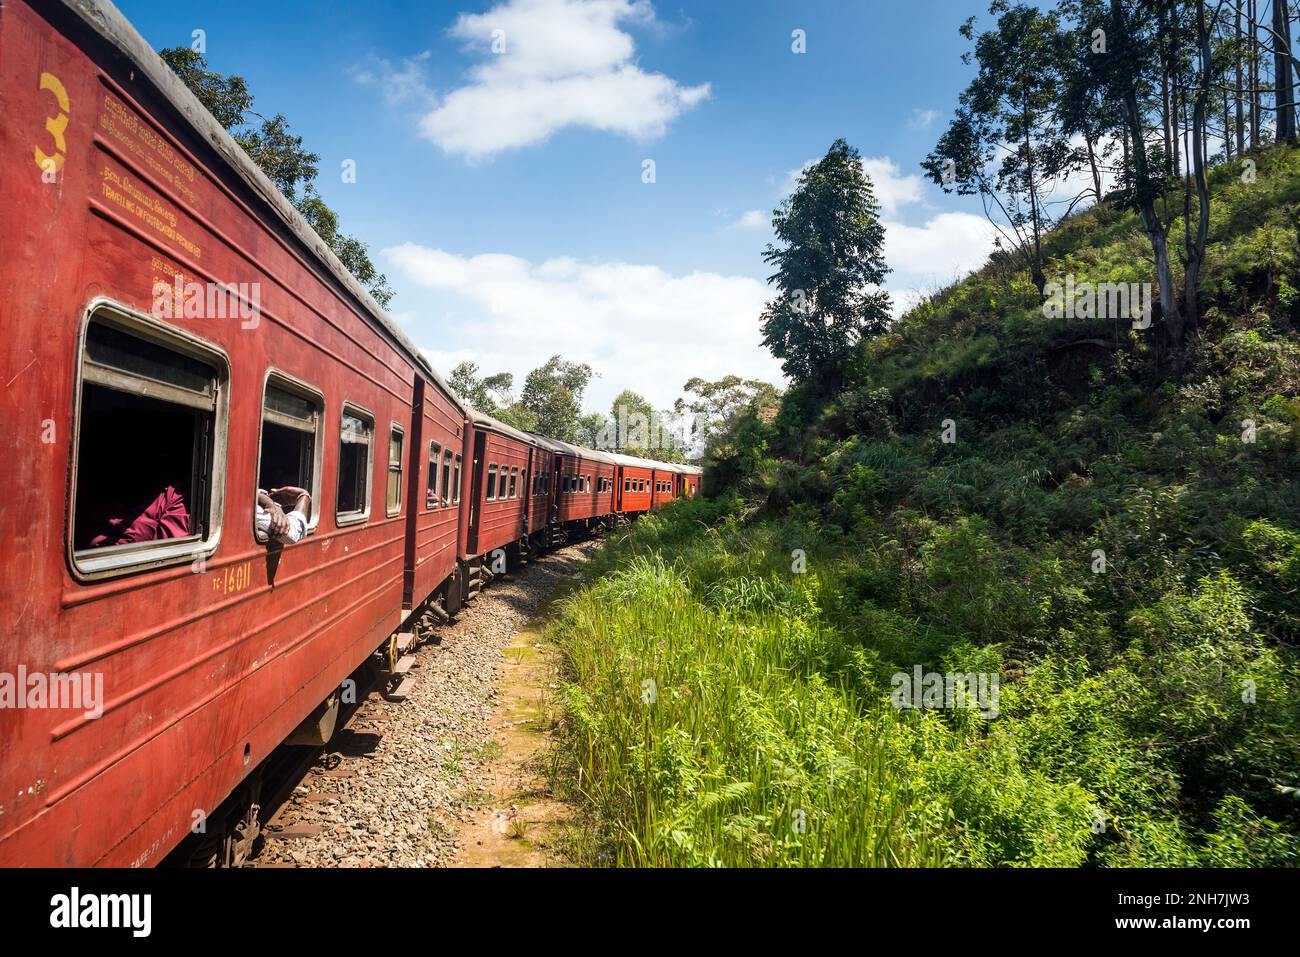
[607,451,700,474]
[529,434,618,465]
[64,0,465,414]
[468,409,548,447]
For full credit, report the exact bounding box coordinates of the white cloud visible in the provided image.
[859,156,928,219]
[780,157,997,311]
[882,212,1000,312]
[412,0,709,159]
[907,108,939,130]
[351,51,436,106]
[727,209,767,230]
[383,243,783,410]
[782,155,928,219]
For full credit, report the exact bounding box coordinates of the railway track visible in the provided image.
[164,535,601,868]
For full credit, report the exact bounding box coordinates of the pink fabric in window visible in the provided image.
[89,486,190,547]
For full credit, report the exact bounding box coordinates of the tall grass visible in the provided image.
[550,498,1299,867]
[554,547,941,866]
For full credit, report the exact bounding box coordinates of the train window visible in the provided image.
[258,376,322,531]
[497,467,508,500]
[509,467,518,499]
[71,307,227,578]
[442,448,454,506]
[336,407,374,524]
[427,441,441,508]
[623,477,631,492]
[386,426,404,517]
[486,464,497,501]
[453,454,462,504]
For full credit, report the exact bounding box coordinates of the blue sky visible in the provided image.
[119,0,1002,413]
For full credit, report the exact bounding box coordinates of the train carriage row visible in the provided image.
[0,0,701,867]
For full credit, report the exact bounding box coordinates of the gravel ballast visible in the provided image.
[253,540,598,867]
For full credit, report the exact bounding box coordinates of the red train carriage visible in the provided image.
[0,0,465,867]
[611,453,659,514]
[411,381,467,614]
[535,436,618,528]
[679,465,702,499]
[464,411,541,564]
[526,442,556,539]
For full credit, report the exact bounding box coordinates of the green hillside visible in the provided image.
[551,144,1300,867]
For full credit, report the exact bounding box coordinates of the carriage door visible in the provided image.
[466,430,487,554]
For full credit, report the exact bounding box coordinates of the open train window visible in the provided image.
[258,375,322,533]
[509,467,518,499]
[453,454,462,504]
[70,305,227,579]
[427,440,442,509]
[486,464,497,501]
[336,406,373,524]
[497,467,508,500]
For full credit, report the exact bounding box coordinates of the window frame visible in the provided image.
[335,402,376,527]
[509,466,518,499]
[68,298,230,582]
[453,453,462,505]
[486,464,498,502]
[386,423,405,518]
[256,369,324,537]
[442,447,454,506]
[427,439,442,510]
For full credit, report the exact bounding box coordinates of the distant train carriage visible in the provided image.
[611,452,660,514]
[535,436,618,529]
[465,411,540,564]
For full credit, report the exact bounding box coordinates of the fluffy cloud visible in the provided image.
[781,158,998,310]
[383,243,782,410]
[906,108,940,130]
[783,155,928,219]
[727,209,768,230]
[413,0,709,159]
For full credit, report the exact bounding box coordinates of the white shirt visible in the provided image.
[255,502,308,544]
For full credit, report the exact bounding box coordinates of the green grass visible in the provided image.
[549,144,1300,868]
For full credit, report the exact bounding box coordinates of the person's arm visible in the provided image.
[269,487,311,543]
[257,490,289,539]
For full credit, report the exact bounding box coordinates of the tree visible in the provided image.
[924,2,1081,292]
[448,360,499,413]
[760,139,891,394]
[674,375,780,459]
[159,48,394,307]
[576,412,611,448]
[520,355,596,442]
[1274,0,1297,143]
[603,389,685,460]
[447,361,536,430]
